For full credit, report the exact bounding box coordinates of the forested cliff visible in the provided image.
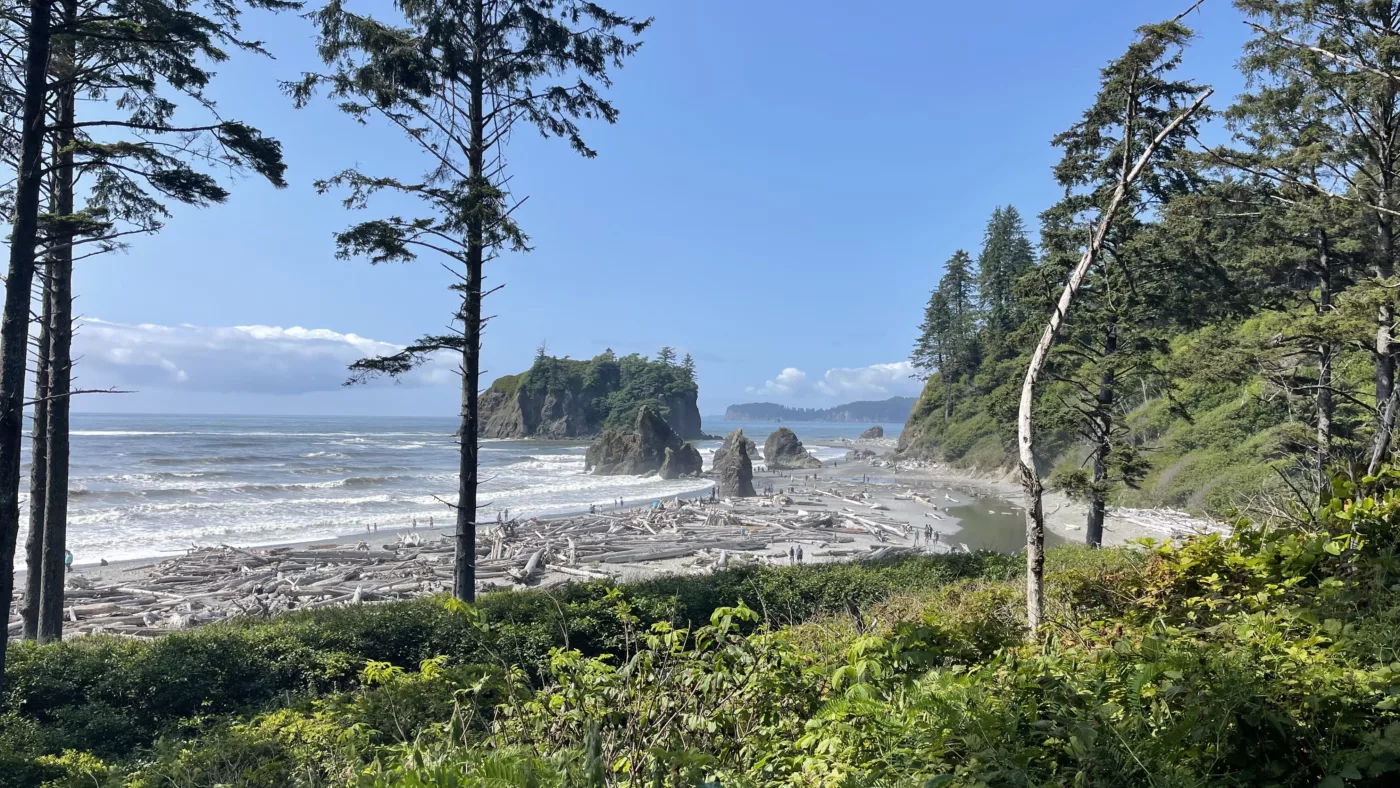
[901,8,1400,520]
[724,396,916,423]
[481,348,702,440]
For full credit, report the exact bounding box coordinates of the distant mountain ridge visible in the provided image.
[723,396,916,423]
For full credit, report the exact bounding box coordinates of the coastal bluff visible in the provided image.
[480,350,702,440]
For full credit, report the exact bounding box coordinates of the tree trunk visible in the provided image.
[1317,230,1333,493]
[1374,171,1397,459]
[453,0,485,602]
[1086,320,1116,547]
[38,4,75,643]
[943,369,952,421]
[21,265,52,640]
[0,0,54,689]
[1017,88,1210,636]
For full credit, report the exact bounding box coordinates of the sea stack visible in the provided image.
[764,427,823,470]
[859,425,885,439]
[713,429,757,497]
[584,405,702,478]
[712,428,758,470]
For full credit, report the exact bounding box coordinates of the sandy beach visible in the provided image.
[7,444,1223,639]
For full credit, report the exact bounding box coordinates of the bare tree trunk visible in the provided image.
[1317,230,1333,493]
[1086,320,1116,547]
[38,9,75,642]
[943,370,952,421]
[1373,151,1397,465]
[453,0,485,602]
[1018,89,1211,636]
[0,0,54,689]
[21,265,51,640]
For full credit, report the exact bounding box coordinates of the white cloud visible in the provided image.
[748,361,920,402]
[751,367,808,397]
[813,361,919,399]
[75,318,453,395]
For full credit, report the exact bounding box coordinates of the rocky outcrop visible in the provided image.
[859,425,884,440]
[846,448,877,460]
[480,386,703,440]
[764,428,823,470]
[659,443,704,480]
[712,429,758,471]
[584,405,702,477]
[661,392,703,442]
[714,434,756,497]
[480,387,585,439]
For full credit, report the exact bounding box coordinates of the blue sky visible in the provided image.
[71,0,1251,418]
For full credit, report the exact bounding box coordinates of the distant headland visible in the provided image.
[723,396,916,424]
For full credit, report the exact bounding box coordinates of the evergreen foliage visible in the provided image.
[491,350,697,431]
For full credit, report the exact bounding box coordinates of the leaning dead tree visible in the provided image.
[1019,19,1212,635]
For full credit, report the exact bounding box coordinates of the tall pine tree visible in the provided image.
[295,0,649,602]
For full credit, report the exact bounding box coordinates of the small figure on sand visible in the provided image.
[412,517,418,530]
[796,545,804,564]
[788,546,796,565]
[64,549,73,573]
[589,503,596,514]
[429,515,434,528]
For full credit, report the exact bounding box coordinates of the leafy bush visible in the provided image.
[1,552,1013,771]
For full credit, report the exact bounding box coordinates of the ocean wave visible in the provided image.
[144,455,285,466]
[71,430,196,437]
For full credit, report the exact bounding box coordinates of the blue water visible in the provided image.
[18,415,899,563]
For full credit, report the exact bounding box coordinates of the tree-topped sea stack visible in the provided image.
[764,428,823,470]
[481,348,702,439]
[585,405,702,479]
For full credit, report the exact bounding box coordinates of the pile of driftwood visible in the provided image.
[7,478,931,639]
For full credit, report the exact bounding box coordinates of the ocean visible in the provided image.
[21,414,901,564]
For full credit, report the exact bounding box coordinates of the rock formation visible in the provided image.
[659,443,704,480]
[712,428,758,471]
[480,351,703,440]
[764,427,823,470]
[585,405,702,478]
[481,386,702,441]
[846,448,877,460]
[714,434,756,497]
[859,425,885,439]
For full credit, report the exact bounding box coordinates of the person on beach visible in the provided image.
[64,549,73,573]
[372,522,378,532]
[412,517,418,530]
[429,515,434,528]
[589,503,596,514]
[796,545,804,564]
[788,546,796,565]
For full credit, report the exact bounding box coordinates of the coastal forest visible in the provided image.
[8,2,1400,788]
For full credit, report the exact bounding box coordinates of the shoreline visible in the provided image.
[8,449,1225,639]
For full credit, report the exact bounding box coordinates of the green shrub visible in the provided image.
[2,552,1014,766]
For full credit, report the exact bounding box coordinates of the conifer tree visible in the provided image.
[1234,1,1400,467]
[912,251,979,419]
[0,0,292,672]
[977,205,1035,345]
[297,0,649,602]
